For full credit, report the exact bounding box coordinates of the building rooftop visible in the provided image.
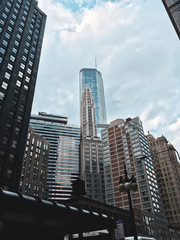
[31,112,68,125]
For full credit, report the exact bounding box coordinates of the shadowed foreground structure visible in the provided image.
[0,189,116,240]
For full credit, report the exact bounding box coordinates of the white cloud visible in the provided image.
[169,118,180,131]
[32,0,180,153]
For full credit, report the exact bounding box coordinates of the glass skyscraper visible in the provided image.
[79,68,107,126]
[29,112,80,201]
[0,0,46,191]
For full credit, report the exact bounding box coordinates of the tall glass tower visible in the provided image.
[79,68,107,125]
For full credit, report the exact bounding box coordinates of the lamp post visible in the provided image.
[118,164,138,240]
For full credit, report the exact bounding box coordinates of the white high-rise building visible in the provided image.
[30,112,80,201]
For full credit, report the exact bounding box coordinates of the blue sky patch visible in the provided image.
[55,0,119,12]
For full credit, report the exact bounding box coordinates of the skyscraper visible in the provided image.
[162,0,180,39]
[80,87,105,202]
[147,132,180,230]
[79,68,107,126]
[101,117,170,240]
[0,0,46,191]
[29,112,80,201]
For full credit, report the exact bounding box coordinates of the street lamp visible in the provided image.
[118,164,138,240]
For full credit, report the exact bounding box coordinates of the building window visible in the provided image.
[14,8,18,14]
[2,13,7,19]
[1,81,8,90]
[22,16,26,22]
[30,53,34,59]
[18,71,23,78]
[0,47,5,54]
[25,76,30,83]
[18,27,23,33]
[12,14,17,20]
[0,91,5,100]
[27,68,31,74]
[5,72,10,80]
[6,169,13,179]
[29,29,33,35]
[17,33,21,39]
[25,42,30,47]
[20,63,25,70]
[0,19,5,25]
[10,19,15,26]
[7,2,12,7]
[5,7,10,13]
[25,5,29,11]
[24,85,28,91]
[7,26,12,32]
[2,40,8,47]
[10,55,15,62]
[29,60,33,67]
[16,80,21,87]
[12,140,17,148]
[32,47,36,52]
[20,22,24,28]
[22,55,27,62]
[5,32,10,39]
[14,40,19,46]
[24,48,28,54]
[12,47,17,54]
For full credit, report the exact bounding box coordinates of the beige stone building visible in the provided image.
[80,86,105,202]
[147,132,180,237]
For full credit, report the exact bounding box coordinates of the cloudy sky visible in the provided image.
[32,0,180,154]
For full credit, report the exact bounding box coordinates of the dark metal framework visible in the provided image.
[0,189,116,240]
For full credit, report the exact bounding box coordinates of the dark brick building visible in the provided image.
[19,127,49,199]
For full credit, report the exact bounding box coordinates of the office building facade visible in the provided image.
[19,127,49,199]
[0,0,46,191]
[80,87,106,202]
[101,117,170,240]
[162,0,180,39]
[29,112,80,201]
[79,68,107,126]
[80,137,105,202]
[147,132,180,231]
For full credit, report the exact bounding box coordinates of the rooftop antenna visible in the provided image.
[95,57,97,69]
